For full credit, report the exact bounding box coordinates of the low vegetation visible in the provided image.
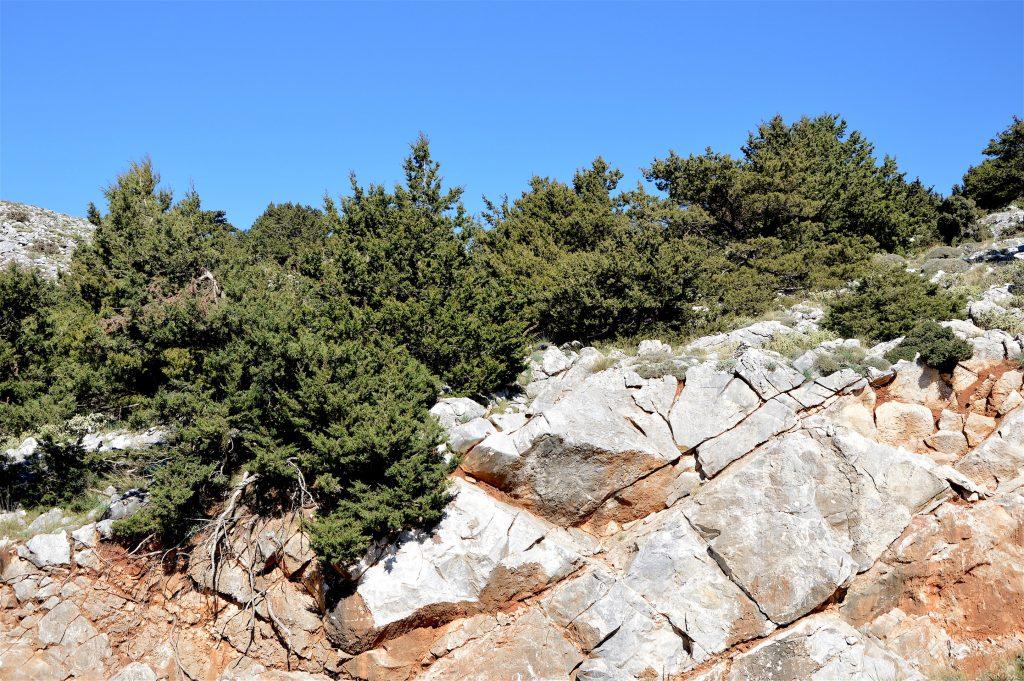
[822,264,966,342]
[2,114,1022,565]
[886,320,973,372]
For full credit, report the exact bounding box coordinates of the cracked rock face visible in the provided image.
[687,427,951,625]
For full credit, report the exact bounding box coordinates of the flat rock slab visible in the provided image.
[420,609,583,681]
[542,568,695,678]
[726,613,923,681]
[616,507,775,656]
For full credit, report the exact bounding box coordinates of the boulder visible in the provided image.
[887,361,952,410]
[71,523,99,549]
[463,369,679,524]
[938,409,965,432]
[105,489,148,521]
[446,417,495,454]
[81,427,166,453]
[875,401,934,450]
[670,363,761,451]
[25,508,67,535]
[3,436,38,463]
[538,345,573,375]
[822,389,877,439]
[326,479,592,652]
[429,397,486,431]
[924,430,970,463]
[964,412,997,447]
[990,370,1023,412]
[18,532,70,568]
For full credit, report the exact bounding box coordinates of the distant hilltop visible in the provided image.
[0,200,94,278]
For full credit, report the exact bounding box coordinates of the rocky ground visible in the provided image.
[3,310,1024,680]
[2,206,1024,680]
[0,201,94,278]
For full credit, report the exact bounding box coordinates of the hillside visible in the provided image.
[0,201,94,278]
[2,294,1024,680]
[2,116,1024,681]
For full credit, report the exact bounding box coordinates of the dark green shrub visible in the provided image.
[0,439,95,510]
[823,265,965,342]
[937,194,984,244]
[885,320,972,372]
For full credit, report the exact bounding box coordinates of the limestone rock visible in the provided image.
[735,349,805,400]
[687,427,949,625]
[446,417,495,454]
[842,492,1024,673]
[696,397,797,477]
[111,663,158,681]
[726,613,922,680]
[463,369,679,524]
[18,532,70,568]
[326,479,591,652]
[616,507,775,656]
[105,489,148,521]
[429,397,486,431]
[630,375,677,419]
[670,363,761,450]
[957,406,1024,491]
[542,568,695,678]
[938,409,965,432]
[887,360,952,410]
[924,430,969,463]
[0,201,94,278]
[875,401,934,450]
[420,609,583,681]
[964,412,997,447]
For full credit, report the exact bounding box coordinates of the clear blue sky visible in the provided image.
[2,1,1022,229]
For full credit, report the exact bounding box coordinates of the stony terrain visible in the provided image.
[0,201,94,278]
[3,210,1024,680]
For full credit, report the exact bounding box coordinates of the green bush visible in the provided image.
[823,264,965,342]
[885,321,972,372]
[0,439,96,510]
[937,194,984,244]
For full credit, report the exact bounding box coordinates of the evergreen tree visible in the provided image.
[646,114,940,253]
[962,117,1024,210]
[327,135,527,395]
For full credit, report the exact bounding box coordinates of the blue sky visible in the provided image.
[2,1,1022,229]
